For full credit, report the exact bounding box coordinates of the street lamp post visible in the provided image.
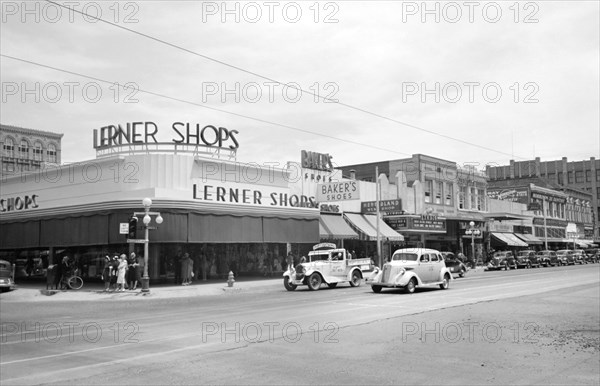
[465,221,481,267]
[133,198,163,293]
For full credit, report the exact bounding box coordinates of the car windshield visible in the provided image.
[392,253,418,261]
[309,254,330,262]
[493,253,508,258]
[518,251,532,256]
[556,251,569,256]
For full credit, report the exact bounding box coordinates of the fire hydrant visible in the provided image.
[227,271,235,287]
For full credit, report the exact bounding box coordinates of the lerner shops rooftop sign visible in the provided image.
[93,122,240,150]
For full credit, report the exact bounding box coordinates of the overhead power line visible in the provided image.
[0,54,412,156]
[41,0,527,160]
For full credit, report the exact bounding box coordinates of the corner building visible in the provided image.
[0,145,319,282]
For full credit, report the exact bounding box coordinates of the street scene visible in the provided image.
[1,265,599,385]
[1,0,599,385]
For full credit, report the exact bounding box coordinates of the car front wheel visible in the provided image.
[307,273,322,291]
[283,276,296,291]
[405,278,417,294]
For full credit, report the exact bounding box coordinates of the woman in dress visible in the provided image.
[127,253,139,291]
[116,254,128,292]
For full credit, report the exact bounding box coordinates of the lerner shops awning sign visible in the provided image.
[193,184,317,209]
[93,122,240,150]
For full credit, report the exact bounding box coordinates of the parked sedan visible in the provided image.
[441,252,467,278]
[555,250,575,265]
[515,250,539,268]
[583,249,599,263]
[487,251,517,270]
[536,250,557,267]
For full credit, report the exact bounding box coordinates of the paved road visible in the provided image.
[1,264,599,385]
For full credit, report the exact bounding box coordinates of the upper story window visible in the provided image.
[575,171,584,183]
[33,142,43,161]
[424,180,432,203]
[47,144,57,163]
[445,183,453,206]
[435,181,443,204]
[458,186,466,209]
[3,137,14,157]
[18,140,29,159]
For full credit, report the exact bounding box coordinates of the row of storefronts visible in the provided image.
[1,125,597,281]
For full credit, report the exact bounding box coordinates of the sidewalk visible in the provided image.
[0,276,283,302]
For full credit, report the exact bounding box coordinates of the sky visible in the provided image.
[1,0,599,171]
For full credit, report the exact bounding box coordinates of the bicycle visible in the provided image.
[61,269,84,290]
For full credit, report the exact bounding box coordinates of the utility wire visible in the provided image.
[42,0,526,160]
[0,54,411,156]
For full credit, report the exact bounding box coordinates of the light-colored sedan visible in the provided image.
[367,248,453,294]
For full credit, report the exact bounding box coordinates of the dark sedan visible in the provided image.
[442,252,467,278]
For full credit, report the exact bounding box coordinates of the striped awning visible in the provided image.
[491,232,528,247]
[319,214,359,240]
[514,233,543,245]
[344,213,404,242]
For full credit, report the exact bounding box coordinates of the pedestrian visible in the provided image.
[110,256,119,291]
[102,255,112,291]
[116,254,128,292]
[173,251,183,284]
[128,252,139,290]
[59,256,71,290]
[181,253,193,285]
[286,252,294,270]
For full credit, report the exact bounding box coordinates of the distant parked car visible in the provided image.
[515,250,540,268]
[572,250,587,264]
[487,251,517,271]
[0,260,16,292]
[536,250,557,267]
[583,249,599,263]
[555,250,575,265]
[442,252,467,278]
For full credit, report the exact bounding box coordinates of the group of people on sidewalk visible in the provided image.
[102,253,144,292]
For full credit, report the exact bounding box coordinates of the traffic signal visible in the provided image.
[128,217,138,239]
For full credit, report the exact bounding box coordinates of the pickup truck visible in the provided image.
[283,244,375,291]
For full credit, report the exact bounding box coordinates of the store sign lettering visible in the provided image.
[0,195,39,212]
[301,150,333,171]
[320,204,340,213]
[193,184,317,208]
[93,122,239,150]
[316,181,359,202]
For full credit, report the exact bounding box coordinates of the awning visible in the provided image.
[344,213,404,242]
[514,233,543,245]
[574,241,590,248]
[319,214,359,240]
[484,212,531,221]
[491,232,528,247]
